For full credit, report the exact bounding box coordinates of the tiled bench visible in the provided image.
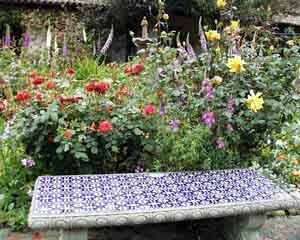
[29,169,300,240]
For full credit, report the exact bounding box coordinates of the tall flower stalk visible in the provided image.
[100,25,114,55]
[4,24,11,48]
[24,30,31,49]
[62,34,68,58]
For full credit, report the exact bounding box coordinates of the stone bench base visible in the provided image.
[59,214,266,240]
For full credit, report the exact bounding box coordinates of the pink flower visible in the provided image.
[143,105,157,116]
[216,138,225,149]
[227,99,236,113]
[202,111,216,128]
[21,158,35,168]
[0,101,5,112]
[226,123,234,132]
[98,121,113,134]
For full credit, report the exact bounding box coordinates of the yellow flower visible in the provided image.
[292,170,300,177]
[276,154,287,161]
[269,45,274,51]
[287,40,294,47]
[205,30,221,42]
[231,21,240,29]
[227,56,246,73]
[160,31,167,38]
[246,90,264,113]
[162,13,169,21]
[211,76,223,86]
[292,160,299,165]
[216,0,226,8]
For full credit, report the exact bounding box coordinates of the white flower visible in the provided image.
[46,24,52,49]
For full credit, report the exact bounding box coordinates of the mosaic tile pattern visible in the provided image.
[30,169,292,217]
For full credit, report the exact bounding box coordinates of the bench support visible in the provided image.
[59,229,88,240]
[223,214,266,240]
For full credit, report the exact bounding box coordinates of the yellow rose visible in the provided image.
[245,90,264,113]
[211,76,223,86]
[287,40,294,47]
[227,56,246,73]
[216,0,226,8]
[231,21,240,29]
[205,30,221,42]
[292,170,300,177]
[276,154,287,161]
[163,13,169,21]
[292,160,299,165]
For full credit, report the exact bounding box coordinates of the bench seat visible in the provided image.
[29,169,300,239]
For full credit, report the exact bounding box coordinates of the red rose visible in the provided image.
[86,82,110,94]
[143,105,157,116]
[85,82,96,92]
[46,82,56,90]
[35,93,43,101]
[94,82,110,94]
[98,121,113,134]
[16,90,32,101]
[64,129,75,139]
[67,69,76,75]
[131,63,145,75]
[33,77,45,86]
[0,101,5,112]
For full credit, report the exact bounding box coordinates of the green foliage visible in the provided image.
[0,118,40,230]
[263,115,300,191]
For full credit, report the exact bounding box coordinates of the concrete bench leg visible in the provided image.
[59,229,88,240]
[223,214,266,240]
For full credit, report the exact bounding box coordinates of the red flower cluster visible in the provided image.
[16,90,32,101]
[0,101,5,112]
[91,121,113,134]
[85,82,110,94]
[143,105,157,116]
[59,96,83,104]
[33,77,45,86]
[67,69,76,76]
[46,82,56,90]
[124,63,145,76]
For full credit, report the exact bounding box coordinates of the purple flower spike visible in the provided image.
[202,111,216,128]
[216,138,225,149]
[24,31,31,49]
[198,17,208,52]
[169,119,181,132]
[159,101,167,116]
[21,158,35,168]
[202,80,214,101]
[4,24,11,48]
[100,24,114,55]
